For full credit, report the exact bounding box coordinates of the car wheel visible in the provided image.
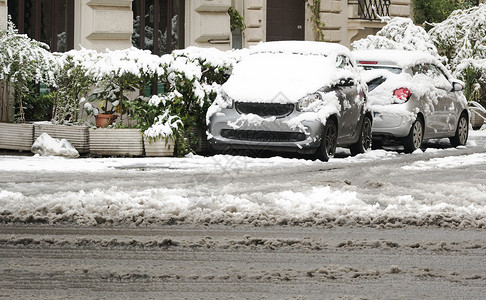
[403,119,423,153]
[315,118,338,162]
[449,113,469,147]
[350,115,372,156]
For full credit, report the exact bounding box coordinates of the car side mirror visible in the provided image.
[451,81,464,92]
[337,78,354,87]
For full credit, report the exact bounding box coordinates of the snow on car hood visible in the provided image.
[222,52,350,103]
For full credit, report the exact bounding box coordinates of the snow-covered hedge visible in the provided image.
[0,20,57,123]
[351,17,442,61]
[429,4,486,102]
[0,20,242,152]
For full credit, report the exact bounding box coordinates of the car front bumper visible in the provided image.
[208,108,324,154]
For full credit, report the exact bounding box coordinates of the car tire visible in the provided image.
[315,118,338,162]
[403,119,423,153]
[350,115,372,156]
[449,113,469,147]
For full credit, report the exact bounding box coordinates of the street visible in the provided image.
[1,131,486,299]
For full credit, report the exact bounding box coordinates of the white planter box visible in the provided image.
[34,123,90,154]
[143,137,175,157]
[0,123,34,152]
[89,128,143,156]
[470,108,485,130]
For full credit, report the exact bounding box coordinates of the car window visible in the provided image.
[361,65,402,74]
[336,55,353,70]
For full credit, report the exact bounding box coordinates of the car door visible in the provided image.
[335,55,362,140]
[429,64,458,134]
[411,63,452,137]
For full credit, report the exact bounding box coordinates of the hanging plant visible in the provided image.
[228,7,246,32]
[307,0,326,41]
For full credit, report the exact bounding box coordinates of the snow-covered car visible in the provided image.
[207,41,372,161]
[354,49,469,152]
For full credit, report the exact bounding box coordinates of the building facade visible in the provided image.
[1,0,411,53]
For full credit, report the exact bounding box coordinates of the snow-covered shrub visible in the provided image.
[51,49,98,124]
[86,47,165,126]
[142,109,182,142]
[351,17,442,61]
[158,47,240,154]
[0,19,57,123]
[117,47,241,154]
[429,4,486,103]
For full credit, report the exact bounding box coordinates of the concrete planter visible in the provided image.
[143,137,175,157]
[34,123,90,154]
[0,123,34,152]
[89,128,143,157]
[470,108,486,130]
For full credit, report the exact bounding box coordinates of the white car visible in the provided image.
[354,49,469,152]
[207,41,372,161]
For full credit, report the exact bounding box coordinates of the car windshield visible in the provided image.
[361,65,402,74]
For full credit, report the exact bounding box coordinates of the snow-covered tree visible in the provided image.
[429,4,486,102]
[352,17,442,61]
[0,19,57,123]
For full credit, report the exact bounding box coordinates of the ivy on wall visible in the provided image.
[307,0,325,41]
[228,7,246,32]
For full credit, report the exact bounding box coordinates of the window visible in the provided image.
[132,0,185,55]
[349,0,391,21]
[8,0,74,52]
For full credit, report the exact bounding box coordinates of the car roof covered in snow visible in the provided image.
[353,49,438,69]
[250,41,351,57]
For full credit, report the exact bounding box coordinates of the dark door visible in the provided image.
[266,0,305,41]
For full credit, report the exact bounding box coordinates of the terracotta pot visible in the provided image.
[95,113,117,128]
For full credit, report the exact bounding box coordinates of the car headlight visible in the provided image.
[297,92,323,111]
[220,91,234,109]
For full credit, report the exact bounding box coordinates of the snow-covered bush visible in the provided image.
[156,47,240,154]
[351,17,442,61]
[0,19,57,123]
[51,49,97,124]
[429,4,486,103]
[86,47,165,126]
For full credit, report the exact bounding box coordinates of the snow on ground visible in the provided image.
[0,129,485,227]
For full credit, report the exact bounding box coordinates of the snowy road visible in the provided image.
[1,130,486,299]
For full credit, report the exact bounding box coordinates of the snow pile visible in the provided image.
[403,153,486,170]
[1,147,486,228]
[1,183,485,228]
[31,133,79,158]
[352,17,442,60]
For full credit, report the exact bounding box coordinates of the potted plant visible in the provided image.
[129,94,181,156]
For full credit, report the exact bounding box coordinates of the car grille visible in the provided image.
[221,129,306,142]
[235,102,294,118]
